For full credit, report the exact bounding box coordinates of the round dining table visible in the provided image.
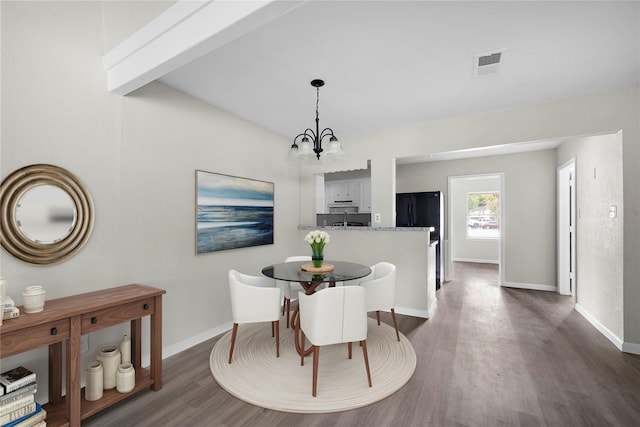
[262,260,372,356]
[262,260,372,294]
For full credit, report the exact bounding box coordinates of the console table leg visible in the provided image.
[131,318,142,369]
[48,342,63,404]
[150,295,163,390]
[68,315,82,427]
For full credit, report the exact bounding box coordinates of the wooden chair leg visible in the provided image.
[271,322,275,337]
[228,323,239,364]
[348,342,353,359]
[361,340,372,387]
[282,297,286,316]
[312,345,319,397]
[286,299,291,329]
[390,308,400,341]
[291,308,298,329]
[376,310,381,325]
[300,331,305,366]
[274,320,280,357]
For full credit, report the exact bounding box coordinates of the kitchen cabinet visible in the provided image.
[325,183,341,204]
[0,284,165,427]
[326,181,359,202]
[325,179,371,212]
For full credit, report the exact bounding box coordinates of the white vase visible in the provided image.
[120,334,131,364]
[22,285,46,313]
[97,345,120,390]
[85,361,103,401]
[116,363,135,393]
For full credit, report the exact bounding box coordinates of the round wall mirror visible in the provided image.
[16,185,77,244]
[0,164,94,265]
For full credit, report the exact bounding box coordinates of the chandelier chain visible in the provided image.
[316,86,320,122]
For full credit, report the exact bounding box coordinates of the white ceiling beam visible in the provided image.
[103,0,305,95]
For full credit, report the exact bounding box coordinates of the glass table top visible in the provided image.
[262,261,371,284]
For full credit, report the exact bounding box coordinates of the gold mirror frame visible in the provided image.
[0,164,94,265]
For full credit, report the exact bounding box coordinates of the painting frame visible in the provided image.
[195,170,274,254]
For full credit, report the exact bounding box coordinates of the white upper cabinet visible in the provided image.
[325,178,371,212]
[326,181,354,202]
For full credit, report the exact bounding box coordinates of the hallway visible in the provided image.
[413,262,640,426]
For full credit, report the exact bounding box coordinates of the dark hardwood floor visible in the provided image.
[84,262,640,427]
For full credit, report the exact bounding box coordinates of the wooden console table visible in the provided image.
[0,284,166,427]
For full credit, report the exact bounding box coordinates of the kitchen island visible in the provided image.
[299,225,437,319]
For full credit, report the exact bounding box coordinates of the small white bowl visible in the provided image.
[22,287,46,313]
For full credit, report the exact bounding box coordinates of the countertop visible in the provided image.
[299,225,434,232]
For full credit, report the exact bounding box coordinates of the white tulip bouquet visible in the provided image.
[304,230,330,267]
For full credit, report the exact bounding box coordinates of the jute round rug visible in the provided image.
[210,318,416,413]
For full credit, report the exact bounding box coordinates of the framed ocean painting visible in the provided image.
[196,170,274,254]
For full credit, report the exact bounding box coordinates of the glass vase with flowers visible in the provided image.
[304,230,330,268]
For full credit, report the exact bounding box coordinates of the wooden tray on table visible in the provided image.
[301,263,334,273]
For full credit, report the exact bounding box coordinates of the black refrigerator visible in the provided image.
[396,191,444,289]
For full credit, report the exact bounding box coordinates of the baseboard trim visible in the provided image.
[621,341,640,355]
[395,306,430,319]
[452,258,499,264]
[575,303,623,351]
[501,281,557,292]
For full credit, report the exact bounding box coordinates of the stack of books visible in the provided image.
[2,297,19,321]
[0,367,46,427]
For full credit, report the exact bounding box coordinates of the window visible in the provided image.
[467,192,500,239]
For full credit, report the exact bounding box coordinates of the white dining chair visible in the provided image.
[228,269,282,364]
[298,286,372,397]
[277,256,311,328]
[358,262,400,341]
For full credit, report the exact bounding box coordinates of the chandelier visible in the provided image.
[288,79,345,162]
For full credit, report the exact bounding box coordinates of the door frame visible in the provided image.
[557,159,576,297]
[447,172,504,285]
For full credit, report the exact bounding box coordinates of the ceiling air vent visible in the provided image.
[474,49,506,78]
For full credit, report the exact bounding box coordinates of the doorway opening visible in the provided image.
[448,173,504,285]
[557,159,576,297]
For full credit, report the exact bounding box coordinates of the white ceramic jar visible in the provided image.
[120,334,131,364]
[116,363,135,393]
[22,285,46,313]
[85,361,103,401]
[97,345,121,390]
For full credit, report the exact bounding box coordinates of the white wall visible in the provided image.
[0,1,301,402]
[396,150,556,286]
[558,133,625,343]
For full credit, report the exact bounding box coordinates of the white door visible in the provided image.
[557,160,576,296]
